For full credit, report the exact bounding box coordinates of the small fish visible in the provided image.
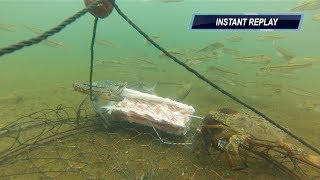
[130,57,155,65]
[289,0,320,11]
[256,34,286,41]
[312,14,320,21]
[144,35,160,45]
[174,82,193,101]
[273,42,296,61]
[236,54,271,64]
[23,25,64,48]
[219,77,237,86]
[186,59,202,65]
[0,23,16,32]
[186,54,218,64]
[225,35,243,42]
[96,39,116,47]
[196,42,224,53]
[43,39,64,48]
[159,50,184,58]
[206,65,239,75]
[0,59,8,64]
[23,25,43,34]
[94,59,126,67]
[287,86,320,97]
[0,91,24,104]
[260,63,312,73]
[222,47,241,56]
[73,81,126,101]
[297,100,320,112]
[303,56,320,62]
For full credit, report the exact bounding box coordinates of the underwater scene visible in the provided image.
[1,0,320,179]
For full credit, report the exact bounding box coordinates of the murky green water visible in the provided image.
[1,0,320,179]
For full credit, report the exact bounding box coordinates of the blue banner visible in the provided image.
[190,14,303,30]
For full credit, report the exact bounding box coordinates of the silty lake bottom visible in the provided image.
[0,0,320,179]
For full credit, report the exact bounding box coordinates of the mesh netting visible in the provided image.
[1,98,319,179]
[0,101,221,179]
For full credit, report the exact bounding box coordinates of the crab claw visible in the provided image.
[224,135,248,170]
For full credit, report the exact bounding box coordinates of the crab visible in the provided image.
[193,108,287,169]
[192,108,320,178]
[193,111,253,170]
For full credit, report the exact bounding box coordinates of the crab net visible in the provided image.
[1,97,319,179]
[0,101,216,179]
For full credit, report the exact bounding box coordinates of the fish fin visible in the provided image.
[272,40,277,47]
[127,82,158,95]
[145,82,158,95]
[276,52,282,57]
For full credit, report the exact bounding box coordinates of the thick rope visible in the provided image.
[110,1,320,155]
[90,18,99,101]
[0,0,103,57]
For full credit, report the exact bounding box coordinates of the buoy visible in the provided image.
[84,0,114,19]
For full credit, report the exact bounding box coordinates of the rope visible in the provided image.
[109,1,320,155]
[0,0,103,57]
[90,17,99,101]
